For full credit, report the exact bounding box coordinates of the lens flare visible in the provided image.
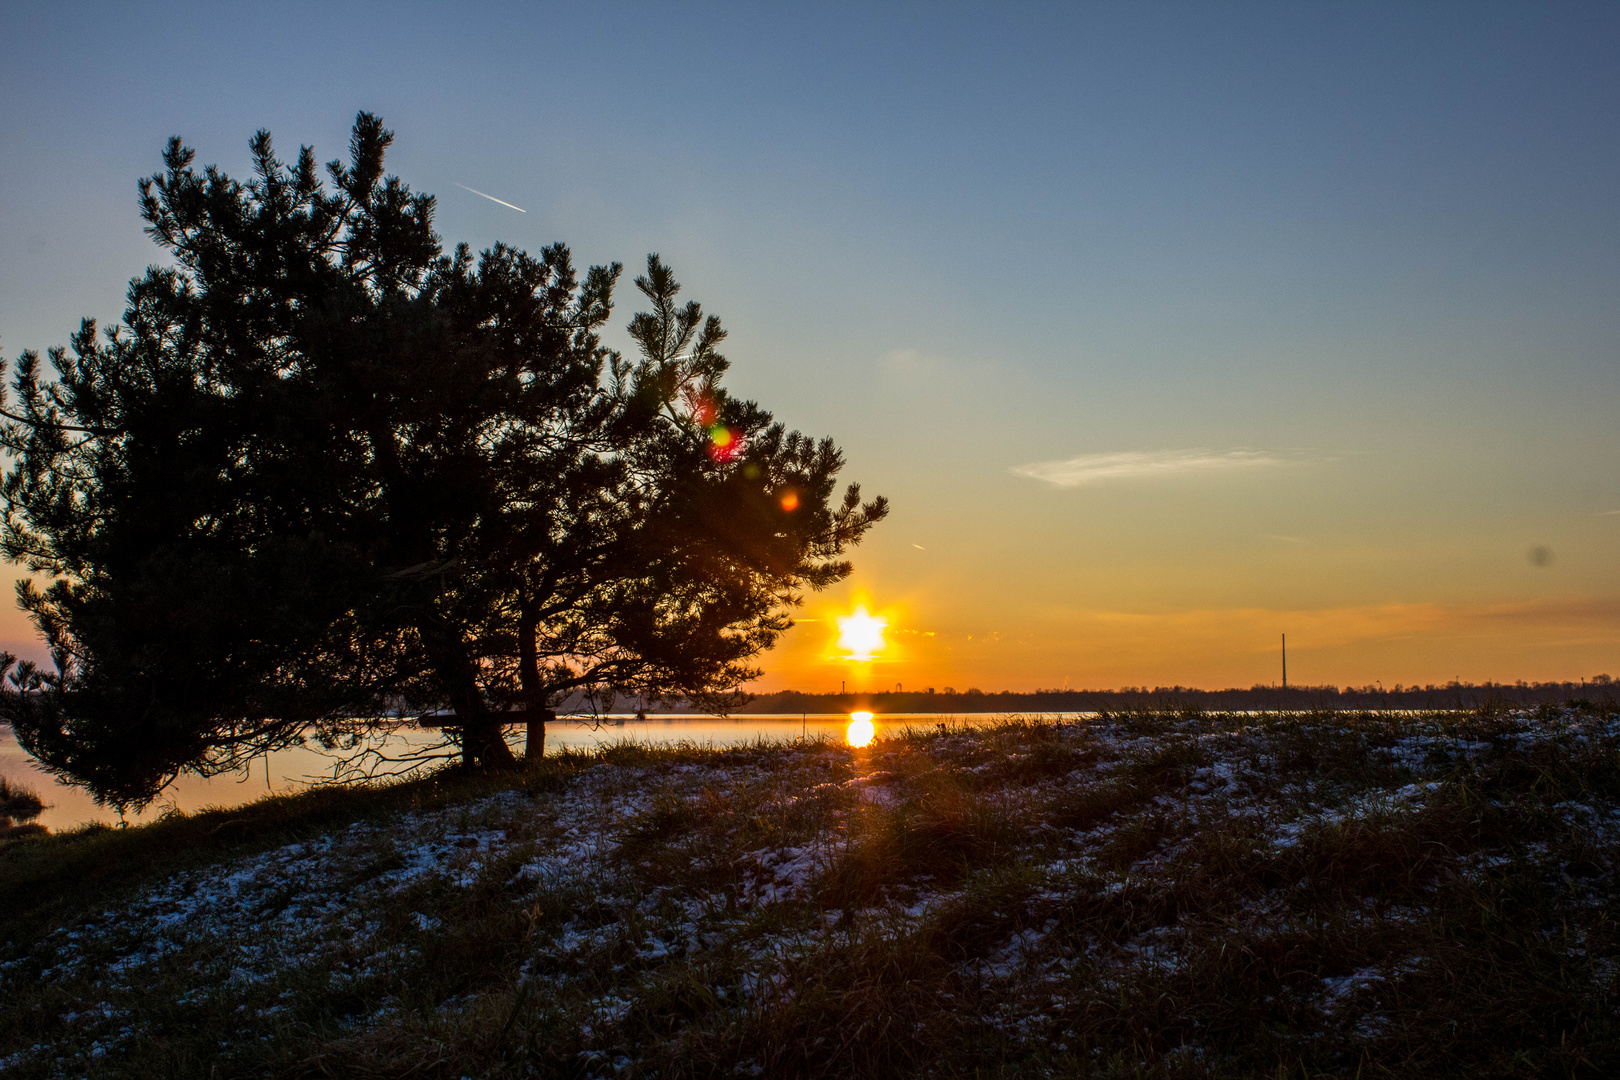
[707,425,743,462]
[836,605,888,661]
[780,491,800,511]
[846,712,875,747]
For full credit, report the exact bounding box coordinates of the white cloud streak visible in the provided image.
[455,183,526,213]
[1012,448,1285,488]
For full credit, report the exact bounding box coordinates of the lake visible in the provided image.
[0,713,1071,832]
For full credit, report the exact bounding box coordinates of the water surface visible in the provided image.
[0,713,1068,832]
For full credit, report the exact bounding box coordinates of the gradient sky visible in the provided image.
[3,2,1618,693]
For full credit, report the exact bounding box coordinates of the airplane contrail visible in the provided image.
[455,183,526,213]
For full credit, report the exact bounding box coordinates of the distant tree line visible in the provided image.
[717,677,1620,714]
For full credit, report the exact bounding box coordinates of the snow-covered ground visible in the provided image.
[4,708,1618,1077]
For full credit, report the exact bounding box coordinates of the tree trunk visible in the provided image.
[462,714,514,767]
[525,709,553,759]
[418,610,515,768]
[518,581,548,759]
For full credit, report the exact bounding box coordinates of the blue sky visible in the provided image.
[3,2,1618,688]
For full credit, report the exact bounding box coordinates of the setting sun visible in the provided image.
[835,605,888,662]
[846,711,875,747]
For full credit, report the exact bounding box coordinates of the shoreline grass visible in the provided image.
[3,707,1617,1078]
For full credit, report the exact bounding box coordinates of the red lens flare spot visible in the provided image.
[780,491,800,511]
[707,426,743,462]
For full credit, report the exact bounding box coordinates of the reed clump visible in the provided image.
[0,776,46,840]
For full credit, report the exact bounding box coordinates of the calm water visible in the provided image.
[0,713,1075,832]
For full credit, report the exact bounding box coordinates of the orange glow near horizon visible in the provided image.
[745,589,1620,695]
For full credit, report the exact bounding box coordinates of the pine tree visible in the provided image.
[0,114,886,809]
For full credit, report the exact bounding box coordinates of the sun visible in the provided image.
[835,605,888,661]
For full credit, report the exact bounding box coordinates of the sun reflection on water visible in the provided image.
[846,711,876,747]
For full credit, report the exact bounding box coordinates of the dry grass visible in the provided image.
[2,708,1618,1078]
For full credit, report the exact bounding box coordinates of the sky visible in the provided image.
[2,2,1618,693]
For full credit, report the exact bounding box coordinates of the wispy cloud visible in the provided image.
[1012,449,1284,488]
[455,183,526,213]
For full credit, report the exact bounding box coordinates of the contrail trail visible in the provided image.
[455,183,526,213]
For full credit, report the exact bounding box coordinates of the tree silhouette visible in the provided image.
[0,114,886,809]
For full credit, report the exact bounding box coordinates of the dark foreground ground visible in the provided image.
[2,707,1617,1078]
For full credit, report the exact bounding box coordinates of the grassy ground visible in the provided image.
[2,707,1617,1078]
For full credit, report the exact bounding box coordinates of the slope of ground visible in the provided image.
[2,707,1617,1078]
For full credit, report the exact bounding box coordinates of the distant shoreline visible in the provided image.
[687,678,1620,715]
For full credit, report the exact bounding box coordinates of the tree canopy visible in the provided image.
[0,113,886,809]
